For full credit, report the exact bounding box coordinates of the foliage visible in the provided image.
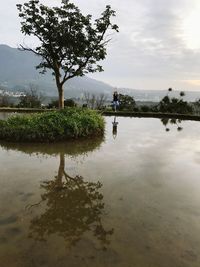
[0,108,105,142]
[180,91,185,97]
[135,88,193,115]
[139,105,151,112]
[0,87,15,107]
[157,91,193,114]
[17,86,43,108]
[64,99,77,107]
[83,92,107,110]
[118,94,136,111]
[17,0,119,108]
[191,99,200,115]
[157,95,193,114]
[0,94,12,107]
[48,98,77,108]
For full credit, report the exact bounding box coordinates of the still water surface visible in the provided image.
[1,116,200,267]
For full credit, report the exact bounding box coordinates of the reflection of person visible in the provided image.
[112,116,118,139]
[113,91,119,111]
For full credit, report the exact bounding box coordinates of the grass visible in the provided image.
[0,108,105,142]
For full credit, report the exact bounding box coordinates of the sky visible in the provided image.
[1,0,200,91]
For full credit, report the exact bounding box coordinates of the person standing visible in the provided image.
[113,91,119,111]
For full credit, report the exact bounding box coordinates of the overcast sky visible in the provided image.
[1,0,200,91]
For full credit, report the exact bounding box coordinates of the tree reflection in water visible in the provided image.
[161,118,183,132]
[28,153,113,249]
[0,137,113,249]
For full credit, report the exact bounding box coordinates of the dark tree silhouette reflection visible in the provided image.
[0,137,113,249]
[28,153,113,249]
[161,118,183,132]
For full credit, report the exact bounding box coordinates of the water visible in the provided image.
[1,116,200,267]
[0,112,18,120]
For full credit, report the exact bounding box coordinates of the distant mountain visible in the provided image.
[0,44,199,101]
[0,44,114,98]
[118,88,200,102]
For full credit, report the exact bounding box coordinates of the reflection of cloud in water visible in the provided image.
[195,151,200,165]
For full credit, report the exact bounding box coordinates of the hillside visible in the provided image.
[0,44,114,98]
[0,44,199,101]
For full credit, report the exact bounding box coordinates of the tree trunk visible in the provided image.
[56,153,65,187]
[54,65,64,109]
[58,84,64,109]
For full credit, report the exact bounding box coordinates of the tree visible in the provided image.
[192,99,200,115]
[118,94,136,111]
[96,93,107,110]
[83,92,107,110]
[168,88,172,92]
[47,98,77,108]
[157,91,193,114]
[18,84,44,108]
[17,0,119,109]
[0,92,11,107]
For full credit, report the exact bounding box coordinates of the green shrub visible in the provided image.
[157,96,193,114]
[139,105,151,112]
[17,88,42,108]
[0,108,105,142]
[156,90,193,114]
[118,94,136,111]
[47,99,77,108]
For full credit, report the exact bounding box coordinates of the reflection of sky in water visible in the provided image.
[1,116,200,266]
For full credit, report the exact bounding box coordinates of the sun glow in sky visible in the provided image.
[182,3,200,50]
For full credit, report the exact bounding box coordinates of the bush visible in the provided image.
[17,87,43,108]
[139,105,151,112]
[0,108,105,142]
[118,94,136,111]
[157,96,193,114]
[48,99,77,108]
[0,95,14,107]
[156,90,193,114]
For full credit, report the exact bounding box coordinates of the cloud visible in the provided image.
[90,0,200,89]
[1,0,200,90]
[182,80,200,87]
